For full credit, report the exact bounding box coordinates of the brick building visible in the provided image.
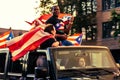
[94,0,120,63]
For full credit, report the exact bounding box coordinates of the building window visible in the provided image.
[81,25,97,40]
[116,0,120,7]
[111,0,116,8]
[102,0,120,10]
[82,0,97,14]
[102,0,115,10]
[102,21,118,38]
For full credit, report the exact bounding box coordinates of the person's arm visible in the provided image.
[52,41,60,47]
[55,34,67,40]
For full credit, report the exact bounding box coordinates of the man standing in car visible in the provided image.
[46,5,74,46]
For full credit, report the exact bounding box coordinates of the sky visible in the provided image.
[0,0,39,30]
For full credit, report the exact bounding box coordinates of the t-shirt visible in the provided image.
[46,16,67,41]
[46,15,64,34]
[40,38,56,49]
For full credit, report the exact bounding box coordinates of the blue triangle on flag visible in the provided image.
[56,23,61,29]
[6,31,14,40]
[75,34,82,44]
[55,21,64,30]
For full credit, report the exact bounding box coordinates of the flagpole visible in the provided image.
[79,34,82,45]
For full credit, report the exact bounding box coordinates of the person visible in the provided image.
[36,24,60,66]
[19,24,59,80]
[78,57,86,67]
[46,5,74,46]
[34,24,60,80]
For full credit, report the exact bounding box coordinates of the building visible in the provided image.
[95,0,120,50]
[0,28,28,37]
[95,0,120,63]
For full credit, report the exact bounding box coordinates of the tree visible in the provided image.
[34,0,57,15]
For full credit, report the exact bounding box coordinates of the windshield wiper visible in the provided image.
[80,68,114,76]
[58,68,115,79]
[58,69,87,78]
[58,69,96,78]
[58,69,101,79]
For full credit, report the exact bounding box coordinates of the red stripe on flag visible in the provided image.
[0,44,7,48]
[0,39,6,42]
[0,39,7,48]
[0,31,10,38]
[0,31,11,48]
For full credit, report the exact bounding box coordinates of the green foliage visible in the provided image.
[40,0,53,14]
[114,29,119,37]
[35,0,57,15]
[111,9,120,38]
[111,10,120,22]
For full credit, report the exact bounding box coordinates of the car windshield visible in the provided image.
[51,47,118,70]
[48,46,120,79]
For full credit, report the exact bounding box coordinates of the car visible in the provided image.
[0,46,120,80]
[34,46,120,80]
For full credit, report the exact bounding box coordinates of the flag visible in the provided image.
[7,27,53,61]
[25,18,45,31]
[34,13,72,25]
[67,33,82,45]
[25,13,73,30]
[0,30,14,48]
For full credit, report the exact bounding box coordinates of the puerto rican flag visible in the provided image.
[0,30,14,48]
[7,27,53,61]
[25,13,73,30]
[67,33,83,46]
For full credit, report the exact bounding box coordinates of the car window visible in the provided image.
[53,48,117,70]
